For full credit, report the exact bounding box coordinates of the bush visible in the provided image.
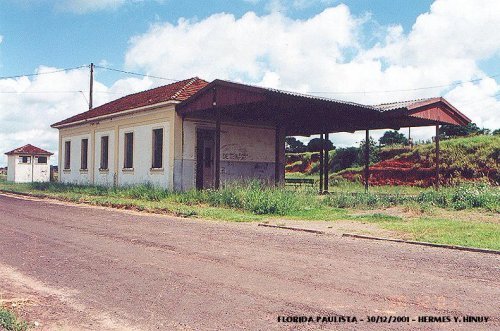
[450,184,499,211]
[323,183,498,212]
[0,308,29,331]
[14,179,500,215]
[323,192,410,209]
[120,184,170,201]
[173,181,315,215]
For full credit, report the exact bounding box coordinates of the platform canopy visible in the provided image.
[176,79,471,135]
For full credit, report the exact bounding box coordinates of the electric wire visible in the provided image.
[94,65,179,82]
[0,65,89,80]
[306,73,500,95]
[1,64,499,98]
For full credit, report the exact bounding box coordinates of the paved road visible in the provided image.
[0,193,498,330]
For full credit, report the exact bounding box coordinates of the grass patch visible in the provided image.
[0,308,29,331]
[358,215,500,250]
[0,177,498,249]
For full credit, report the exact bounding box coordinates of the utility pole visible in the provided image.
[89,63,94,110]
[435,125,440,190]
[364,130,370,193]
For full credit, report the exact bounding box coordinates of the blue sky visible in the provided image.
[0,0,499,166]
[1,0,434,81]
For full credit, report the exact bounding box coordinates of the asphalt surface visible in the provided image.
[0,193,499,330]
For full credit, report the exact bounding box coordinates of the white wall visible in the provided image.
[94,130,115,187]
[118,122,170,187]
[60,133,92,185]
[33,156,50,182]
[179,120,276,190]
[7,155,15,182]
[182,121,275,162]
[6,155,50,183]
[13,156,32,182]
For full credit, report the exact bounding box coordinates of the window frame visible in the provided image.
[151,128,164,169]
[64,141,71,170]
[36,156,48,164]
[80,138,89,171]
[123,132,134,169]
[100,135,109,170]
[19,155,31,164]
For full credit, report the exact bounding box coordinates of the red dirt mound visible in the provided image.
[340,155,497,187]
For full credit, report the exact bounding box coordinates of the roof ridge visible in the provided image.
[375,97,437,106]
[170,77,199,100]
[212,79,375,110]
[104,76,195,105]
[5,144,53,155]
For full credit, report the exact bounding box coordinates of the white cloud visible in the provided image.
[54,0,128,14]
[126,5,361,83]
[0,65,153,166]
[125,0,500,145]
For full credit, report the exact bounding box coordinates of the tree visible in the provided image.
[330,147,359,172]
[358,136,379,164]
[493,129,500,136]
[307,138,334,152]
[285,137,306,153]
[440,122,481,138]
[379,130,408,146]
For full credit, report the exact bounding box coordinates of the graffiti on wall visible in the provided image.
[221,144,249,161]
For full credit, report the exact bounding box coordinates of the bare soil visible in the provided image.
[0,194,499,330]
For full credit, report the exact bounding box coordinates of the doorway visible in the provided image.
[196,129,216,189]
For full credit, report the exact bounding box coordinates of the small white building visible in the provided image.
[5,144,53,183]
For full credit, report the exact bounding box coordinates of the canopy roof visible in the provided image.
[177,80,471,136]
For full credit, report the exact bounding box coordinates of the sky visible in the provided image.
[0,0,499,166]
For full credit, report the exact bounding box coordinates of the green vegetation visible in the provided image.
[392,134,499,183]
[440,122,491,138]
[287,135,499,185]
[285,137,307,153]
[324,182,499,212]
[0,177,498,249]
[353,214,500,250]
[0,308,29,331]
[379,130,408,146]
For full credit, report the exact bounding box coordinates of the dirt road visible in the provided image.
[0,193,498,330]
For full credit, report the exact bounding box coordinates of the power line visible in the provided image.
[2,63,499,100]
[0,65,89,80]
[94,65,179,82]
[306,73,500,95]
[0,90,137,95]
[0,90,82,94]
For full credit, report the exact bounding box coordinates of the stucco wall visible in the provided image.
[33,156,51,182]
[56,104,284,191]
[14,160,32,182]
[94,130,115,187]
[7,155,15,182]
[57,105,175,188]
[118,122,170,187]
[6,155,50,183]
[176,119,278,191]
[60,133,92,185]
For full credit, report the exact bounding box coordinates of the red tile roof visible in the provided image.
[52,77,209,127]
[5,144,53,156]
